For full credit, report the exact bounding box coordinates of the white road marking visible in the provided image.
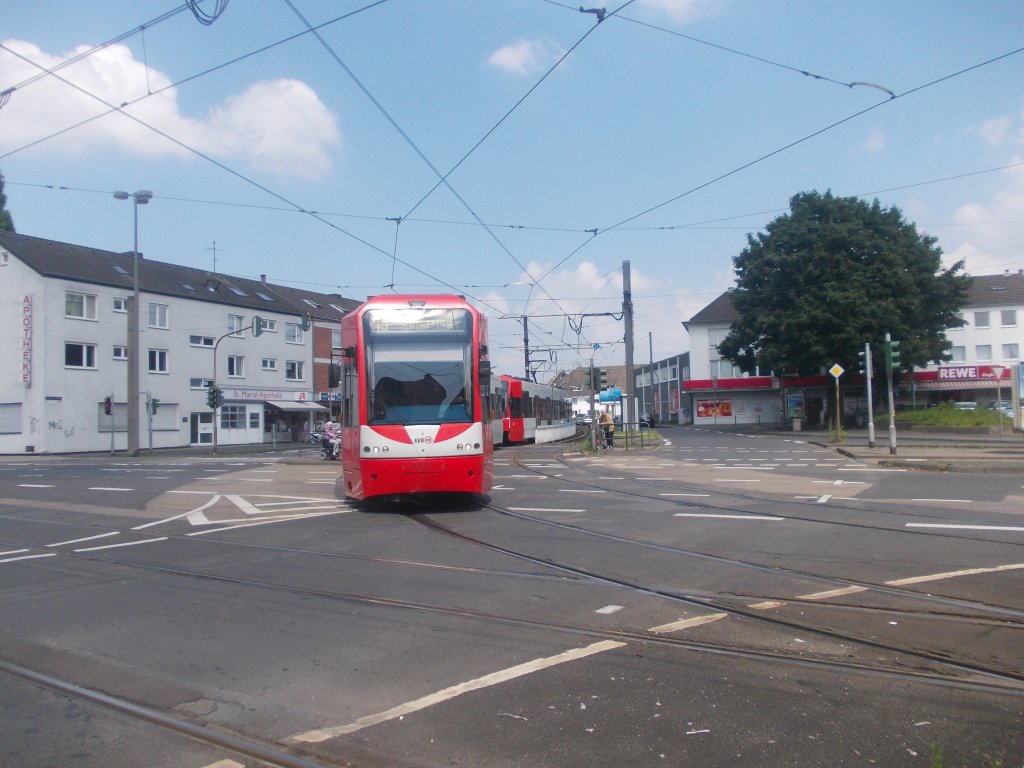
[885,563,1024,586]
[649,613,728,634]
[909,499,972,503]
[816,495,832,504]
[47,532,120,547]
[594,605,623,614]
[0,548,29,556]
[749,601,785,610]
[674,513,783,520]
[906,523,1024,531]
[797,586,869,600]
[288,640,626,742]
[17,484,55,488]
[74,537,167,552]
[507,507,585,513]
[660,492,710,497]
[558,489,606,493]
[713,478,761,483]
[87,487,133,492]
[1,553,58,564]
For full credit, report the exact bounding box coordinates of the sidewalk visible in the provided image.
[802,427,1024,474]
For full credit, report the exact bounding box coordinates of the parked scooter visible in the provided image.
[309,431,322,444]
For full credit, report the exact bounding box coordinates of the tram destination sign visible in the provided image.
[367,308,468,334]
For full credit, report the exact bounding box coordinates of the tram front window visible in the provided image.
[368,349,471,425]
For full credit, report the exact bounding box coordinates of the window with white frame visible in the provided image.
[113,345,128,360]
[259,318,277,333]
[190,378,214,389]
[1003,343,1019,360]
[148,303,169,328]
[976,344,992,361]
[228,314,244,335]
[148,349,169,373]
[65,342,97,368]
[950,346,966,362]
[113,296,128,313]
[331,329,342,348]
[220,405,246,429]
[189,335,215,347]
[285,361,305,381]
[65,291,97,320]
[227,355,244,377]
[285,322,304,344]
[974,311,990,329]
[1001,309,1017,327]
[261,358,277,371]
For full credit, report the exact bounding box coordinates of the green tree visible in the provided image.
[718,190,969,379]
[0,170,14,232]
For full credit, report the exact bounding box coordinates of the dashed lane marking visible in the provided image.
[906,523,1024,531]
[885,563,1024,586]
[649,613,728,634]
[46,532,120,547]
[74,537,168,553]
[674,513,783,520]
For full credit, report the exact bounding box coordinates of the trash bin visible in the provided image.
[792,418,802,432]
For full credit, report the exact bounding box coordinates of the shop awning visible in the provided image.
[267,400,328,412]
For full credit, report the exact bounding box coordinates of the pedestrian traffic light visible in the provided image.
[150,398,160,415]
[206,384,217,409]
[253,316,264,337]
[885,339,901,372]
[103,396,112,415]
[599,368,608,390]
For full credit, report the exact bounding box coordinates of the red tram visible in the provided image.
[496,375,573,445]
[338,294,494,500]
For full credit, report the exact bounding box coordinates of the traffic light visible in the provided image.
[103,396,112,415]
[328,363,341,388]
[253,316,264,337]
[300,311,311,331]
[150,398,160,415]
[599,368,608,390]
[857,345,872,376]
[588,366,598,390]
[885,339,901,372]
[206,384,218,409]
[215,388,225,408]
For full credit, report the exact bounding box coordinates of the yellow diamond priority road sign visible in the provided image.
[829,363,845,378]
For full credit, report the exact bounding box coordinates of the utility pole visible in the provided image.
[885,332,897,455]
[522,316,530,380]
[622,260,635,427]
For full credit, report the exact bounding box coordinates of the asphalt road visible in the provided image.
[1,430,1022,767]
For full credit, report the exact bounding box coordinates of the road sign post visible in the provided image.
[829,363,844,433]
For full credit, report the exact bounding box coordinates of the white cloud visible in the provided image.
[945,157,1024,275]
[859,127,886,155]
[636,0,727,24]
[486,39,564,76]
[0,39,340,180]
[973,116,1012,147]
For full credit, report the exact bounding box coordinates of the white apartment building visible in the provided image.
[1,232,358,454]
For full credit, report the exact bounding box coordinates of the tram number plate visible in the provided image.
[401,460,446,474]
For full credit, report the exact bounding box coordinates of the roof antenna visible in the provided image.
[207,241,223,273]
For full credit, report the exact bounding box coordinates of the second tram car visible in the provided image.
[338,295,494,500]
[496,375,573,445]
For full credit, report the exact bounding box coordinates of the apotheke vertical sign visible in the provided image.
[21,294,32,386]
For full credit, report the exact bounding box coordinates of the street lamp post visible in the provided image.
[113,189,153,457]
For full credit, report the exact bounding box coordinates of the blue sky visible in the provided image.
[3,0,1023,379]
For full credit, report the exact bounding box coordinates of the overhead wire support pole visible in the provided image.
[523,316,530,380]
[622,260,635,430]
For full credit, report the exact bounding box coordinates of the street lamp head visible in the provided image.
[113,190,153,204]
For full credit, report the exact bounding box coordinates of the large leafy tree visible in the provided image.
[0,170,14,232]
[718,190,969,379]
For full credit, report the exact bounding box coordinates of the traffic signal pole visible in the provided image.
[885,332,897,455]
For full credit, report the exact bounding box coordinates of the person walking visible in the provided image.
[598,409,615,450]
